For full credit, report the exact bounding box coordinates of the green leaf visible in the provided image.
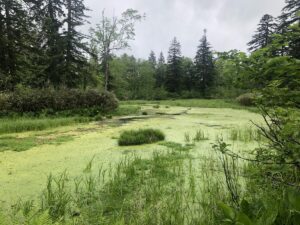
[287,189,300,212]
[217,202,236,220]
[237,212,253,225]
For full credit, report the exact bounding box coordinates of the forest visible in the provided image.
[0,0,299,224]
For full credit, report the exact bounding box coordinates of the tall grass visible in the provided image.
[229,127,263,142]
[0,117,90,134]
[1,135,251,224]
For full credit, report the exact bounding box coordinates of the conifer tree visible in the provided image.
[165,37,182,93]
[0,0,33,90]
[279,0,300,27]
[155,52,166,88]
[277,0,300,59]
[194,30,215,96]
[148,51,157,69]
[27,0,65,88]
[248,14,277,52]
[63,0,89,88]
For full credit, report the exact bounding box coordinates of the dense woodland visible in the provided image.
[0,0,300,224]
[0,0,298,101]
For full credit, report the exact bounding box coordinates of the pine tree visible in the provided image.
[181,57,195,91]
[0,0,33,90]
[194,30,215,96]
[279,0,300,27]
[155,52,166,88]
[27,0,65,88]
[248,14,277,52]
[165,37,182,93]
[148,51,157,69]
[63,0,89,88]
[277,0,300,59]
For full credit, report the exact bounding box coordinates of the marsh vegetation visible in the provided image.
[0,0,299,224]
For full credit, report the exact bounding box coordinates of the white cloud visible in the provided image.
[83,0,286,59]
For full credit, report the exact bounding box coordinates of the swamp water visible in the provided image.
[0,106,262,214]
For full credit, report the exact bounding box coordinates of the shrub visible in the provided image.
[118,129,165,146]
[236,93,255,106]
[0,88,118,114]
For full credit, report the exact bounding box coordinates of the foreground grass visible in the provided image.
[122,99,258,112]
[2,142,228,225]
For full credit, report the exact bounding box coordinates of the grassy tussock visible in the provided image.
[118,129,165,146]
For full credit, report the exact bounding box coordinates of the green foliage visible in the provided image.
[0,117,90,134]
[194,30,215,96]
[236,93,256,106]
[118,128,165,146]
[0,88,118,114]
[90,9,143,91]
[165,37,182,93]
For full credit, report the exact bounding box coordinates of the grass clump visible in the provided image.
[194,129,209,142]
[118,128,165,146]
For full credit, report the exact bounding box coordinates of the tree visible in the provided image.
[248,14,277,52]
[26,0,66,88]
[278,0,300,28]
[0,0,32,90]
[165,37,182,93]
[62,0,89,88]
[90,9,143,91]
[194,30,215,96]
[276,0,300,59]
[181,57,195,91]
[148,50,157,69]
[155,52,166,88]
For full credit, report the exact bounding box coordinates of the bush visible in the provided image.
[118,129,165,146]
[0,88,118,114]
[236,93,255,106]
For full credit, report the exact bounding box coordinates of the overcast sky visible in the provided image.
[83,0,286,59]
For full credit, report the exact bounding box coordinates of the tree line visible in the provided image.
[0,0,299,102]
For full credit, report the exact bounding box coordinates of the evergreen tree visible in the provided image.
[165,37,182,93]
[277,0,300,59]
[63,0,89,88]
[181,57,195,91]
[148,51,157,69]
[279,0,300,27]
[194,30,215,96]
[27,0,65,88]
[248,14,277,52]
[0,0,33,90]
[155,52,166,88]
